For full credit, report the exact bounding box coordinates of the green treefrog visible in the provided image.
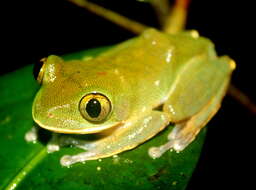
[29,29,235,166]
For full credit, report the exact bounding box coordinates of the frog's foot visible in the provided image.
[148,121,201,159]
[25,126,38,143]
[60,111,170,167]
[148,110,212,159]
[151,103,218,158]
[47,133,61,153]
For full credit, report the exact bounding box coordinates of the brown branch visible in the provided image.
[163,0,191,33]
[67,0,148,35]
[228,84,256,115]
[149,0,170,27]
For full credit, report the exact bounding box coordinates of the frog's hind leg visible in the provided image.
[60,111,170,166]
[148,71,230,159]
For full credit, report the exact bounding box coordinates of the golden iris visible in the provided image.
[79,93,112,123]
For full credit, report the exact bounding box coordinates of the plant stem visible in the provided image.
[163,0,191,33]
[67,0,148,34]
[4,148,47,190]
[149,0,170,27]
[228,84,256,114]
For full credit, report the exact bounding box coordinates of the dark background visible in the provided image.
[1,0,255,189]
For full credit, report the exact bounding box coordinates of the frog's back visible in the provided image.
[77,29,228,115]
[91,29,217,106]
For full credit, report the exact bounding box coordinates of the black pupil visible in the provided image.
[86,98,101,118]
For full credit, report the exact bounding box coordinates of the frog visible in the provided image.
[30,28,235,166]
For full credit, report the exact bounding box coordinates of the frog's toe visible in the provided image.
[60,155,73,167]
[170,133,195,152]
[148,123,198,159]
[25,126,38,143]
[148,135,187,159]
[47,143,60,153]
[148,140,175,159]
[167,123,199,152]
[60,151,97,166]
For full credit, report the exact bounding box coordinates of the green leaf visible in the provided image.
[0,47,206,190]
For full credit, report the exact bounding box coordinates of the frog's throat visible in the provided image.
[34,120,123,134]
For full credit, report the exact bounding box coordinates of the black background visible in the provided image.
[1,0,255,189]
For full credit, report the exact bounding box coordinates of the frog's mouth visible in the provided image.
[33,117,122,134]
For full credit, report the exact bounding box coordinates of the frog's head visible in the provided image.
[32,55,131,134]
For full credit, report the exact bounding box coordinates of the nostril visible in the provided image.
[47,112,54,118]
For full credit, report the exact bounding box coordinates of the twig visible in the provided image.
[67,0,148,34]
[149,0,170,27]
[228,84,256,115]
[163,0,191,33]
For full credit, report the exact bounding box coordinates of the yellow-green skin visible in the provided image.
[32,29,235,166]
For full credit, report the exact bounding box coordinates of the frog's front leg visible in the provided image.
[60,111,170,166]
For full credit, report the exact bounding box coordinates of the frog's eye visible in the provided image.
[79,93,112,123]
[33,58,47,84]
